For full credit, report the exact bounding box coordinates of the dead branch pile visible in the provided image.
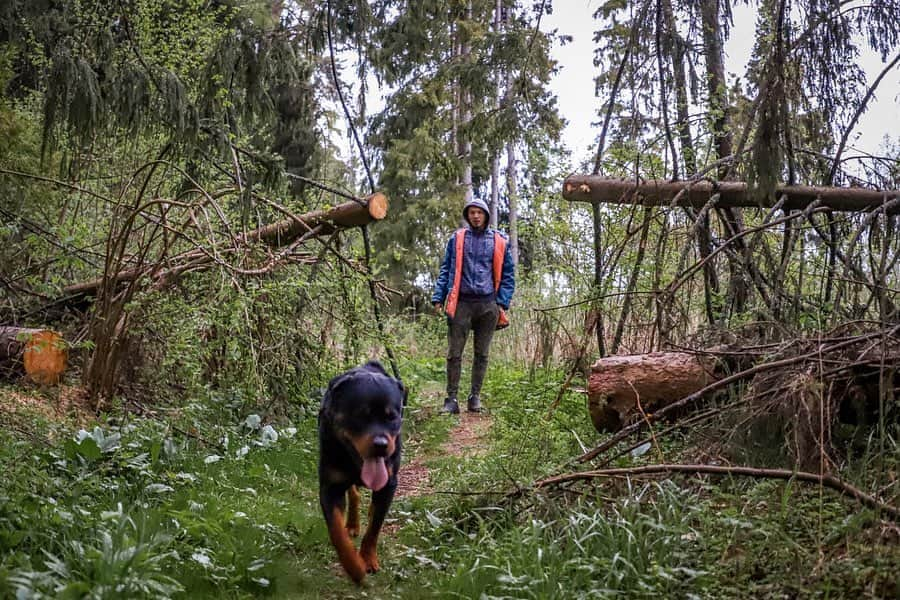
[738,328,900,470]
[574,325,900,469]
[524,326,900,521]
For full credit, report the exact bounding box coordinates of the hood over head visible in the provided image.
[463,197,490,228]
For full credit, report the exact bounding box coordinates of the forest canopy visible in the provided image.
[0,0,898,597]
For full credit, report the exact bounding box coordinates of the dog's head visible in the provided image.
[320,361,406,491]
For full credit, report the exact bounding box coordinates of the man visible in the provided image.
[431,197,515,414]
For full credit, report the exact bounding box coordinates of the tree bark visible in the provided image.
[661,0,720,323]
[587,351,721,432]
[0,327,68,384]
[506,140,518,263]
[563,177,899,212]
[699,0,732,176]
[247,192,387,244]
[459,2,473,204]
[490,153,500,228]
[665,0,696,178]
[699,0,750,313]
[610,207,652,354]
[489,0,502,228]
[504,6,519,263]
[592,203,606,357]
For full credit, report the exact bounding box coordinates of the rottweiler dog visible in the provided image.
[318,360,405,583]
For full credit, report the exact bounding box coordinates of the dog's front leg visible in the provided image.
[360,482,396,573]
[345,485,361,537]
[321,484,367,583]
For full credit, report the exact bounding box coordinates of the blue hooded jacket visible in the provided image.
[431,198,516,309]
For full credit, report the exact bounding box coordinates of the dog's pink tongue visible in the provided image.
[361,457,389,491]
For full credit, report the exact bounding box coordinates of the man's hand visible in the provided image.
[433,302,443,313]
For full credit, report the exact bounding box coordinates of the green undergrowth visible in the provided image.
[1,360,898,599]
[402,365,899,599]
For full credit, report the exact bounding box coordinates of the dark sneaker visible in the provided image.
[441,397,460,414]
[466,395,482,413]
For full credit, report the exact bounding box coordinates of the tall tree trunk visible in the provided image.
[699,0,749,315]
[506,141,518,263]
[611,206,653,354]
[504,6,518,262]
[667,11,696,177]
[590,1,649,356]
[489,0,502,228]
[662,0,720,323]
[648,209,671,349]
[655,0,679,177]
[699,0,732,173]
[452,22,461,200]
[593,203,607,357]
[490,154,500,227]
[461,2,473,203]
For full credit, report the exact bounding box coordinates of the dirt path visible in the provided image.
[396,409,492,499]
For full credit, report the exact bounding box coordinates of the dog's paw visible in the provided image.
[360,547,380,573]
[340,552,367,584]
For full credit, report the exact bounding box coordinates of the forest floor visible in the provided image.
[0,384,92,425]
[2,363,899,599]
[396,391,492,500]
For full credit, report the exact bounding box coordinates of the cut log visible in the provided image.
[245,192,388,247]
[61,192,389,300]
[0,327,68,385]
[563,176,900,213]
[588,352,720,432]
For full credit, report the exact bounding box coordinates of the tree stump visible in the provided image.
[588,352,720,432]
[0,327,68,385]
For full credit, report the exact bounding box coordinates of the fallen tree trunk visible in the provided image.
[61,192,388,299]
[0,327,68,385]
[588,352,722,432]
[562,176,899,213]
[248,192,388,246]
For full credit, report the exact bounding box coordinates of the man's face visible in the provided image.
[467,207,487,229]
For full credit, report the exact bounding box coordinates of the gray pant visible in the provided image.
[447,301,499,399]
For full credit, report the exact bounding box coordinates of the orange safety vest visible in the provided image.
[444,229,510,330]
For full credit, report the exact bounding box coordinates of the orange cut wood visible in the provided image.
[365,192,388,220]
[23,330,67,385]
[1,327,68,385]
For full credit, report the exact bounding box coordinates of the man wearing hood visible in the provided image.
[431,197,516,414]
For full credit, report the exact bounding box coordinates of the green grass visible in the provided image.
[1,362,898,599]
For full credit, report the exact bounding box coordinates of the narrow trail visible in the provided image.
[396,397,493,499]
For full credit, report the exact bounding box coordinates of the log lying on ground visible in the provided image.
[0,327,68,384]
[588,352,722,432]
[563,176,899,213]
[61,192,389,300]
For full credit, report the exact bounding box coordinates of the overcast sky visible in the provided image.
[543,0,900,171]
